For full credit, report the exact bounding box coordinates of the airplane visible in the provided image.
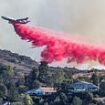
[1,16,30,24]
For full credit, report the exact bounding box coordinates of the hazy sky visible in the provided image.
[0,0,105,68]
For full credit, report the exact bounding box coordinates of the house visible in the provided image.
[26,87,57,95]
[67,81,99,93]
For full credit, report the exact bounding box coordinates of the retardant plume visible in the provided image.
[3,17,105,65]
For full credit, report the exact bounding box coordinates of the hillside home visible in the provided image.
[67,81,99,93]
[26,87,57,95]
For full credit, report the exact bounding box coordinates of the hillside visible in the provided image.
[0,49,104,79]
[0,49,84,74]
[0,49,39,76]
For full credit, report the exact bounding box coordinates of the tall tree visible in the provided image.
[25,67,40,89]
[91,72,99,86]
[38,61,49,83]
[30,67,39,80]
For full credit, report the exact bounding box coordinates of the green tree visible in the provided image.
[85,92,93,102]
[7,83,18,101]
[30,67,39,80]
[0,65,14,86]
[45,75,54,86]
[99,81,105,96]
[23,94,33,105]
[6,65,14,76]
[25,67,39,89]
[38,61,49,83]
[91,73,99,86]
[63,72,73,83]
[71,96,82,105]
[52,69,65,85]
[0,65,14,76]
[54,96,61,105]
[0,64,8,74]
[32,80,41,89]
[59,92,68,105]
[0,84,8,99]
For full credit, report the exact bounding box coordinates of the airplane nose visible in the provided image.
[1,16,7,20]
